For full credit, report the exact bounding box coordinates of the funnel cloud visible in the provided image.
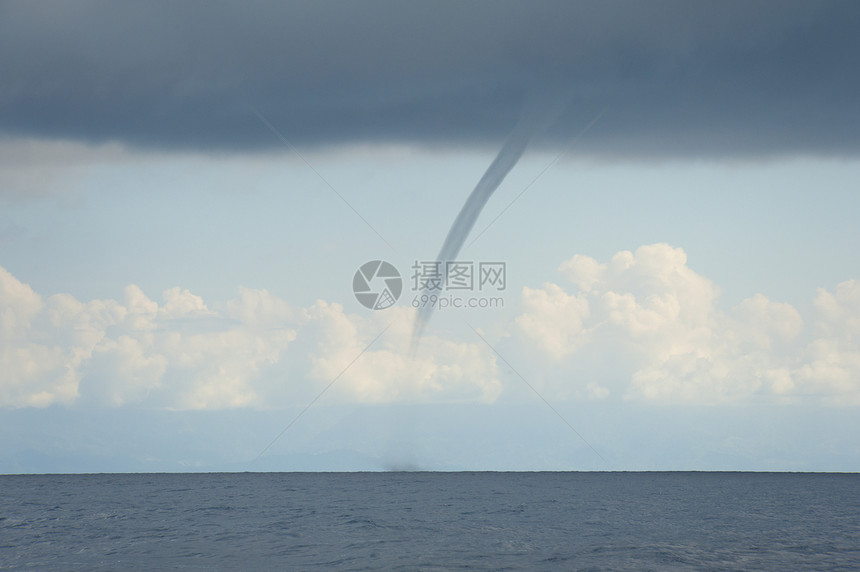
[412,98,565,345]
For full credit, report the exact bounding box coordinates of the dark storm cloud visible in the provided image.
[1,0,858,157]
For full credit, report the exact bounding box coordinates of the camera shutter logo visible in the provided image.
[353,260,402,310]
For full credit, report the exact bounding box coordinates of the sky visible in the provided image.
[1,0,860,472]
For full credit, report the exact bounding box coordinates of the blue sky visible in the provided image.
[2,1,859,472]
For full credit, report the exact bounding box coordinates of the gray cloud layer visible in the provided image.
[1,1,858,157]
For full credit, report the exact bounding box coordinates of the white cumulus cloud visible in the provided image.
[5,249,857,410]
[515,244,858,404]
[0,265,500,409]
[795,280,860,400]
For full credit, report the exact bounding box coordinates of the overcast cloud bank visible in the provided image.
[2,1,859,157]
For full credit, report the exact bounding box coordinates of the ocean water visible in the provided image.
[1,472,858,570]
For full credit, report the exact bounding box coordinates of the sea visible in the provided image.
[1,472,858,570]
